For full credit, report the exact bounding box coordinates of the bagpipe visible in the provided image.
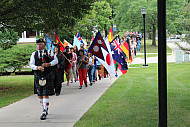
[35,49,54,86]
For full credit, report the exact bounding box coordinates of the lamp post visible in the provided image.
[141,5,148,67]
[110,5,114,34]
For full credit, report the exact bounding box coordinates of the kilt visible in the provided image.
[34,74,55,96]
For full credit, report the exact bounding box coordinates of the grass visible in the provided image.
[140,39,172,53]
[0,75,34,108]
[74,63,190,127]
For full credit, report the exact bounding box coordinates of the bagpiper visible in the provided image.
[30,39,58,120]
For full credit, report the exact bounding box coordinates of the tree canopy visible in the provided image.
[0,29,19,50]
[0,0,95,32]
[113,0,189,46]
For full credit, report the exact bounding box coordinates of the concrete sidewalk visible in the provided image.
[0,74,120,127]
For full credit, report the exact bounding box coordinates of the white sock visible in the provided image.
[43,98,49,113]
[38,98,42,104]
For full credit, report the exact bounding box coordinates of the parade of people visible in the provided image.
[0,1,188,127]
[27,29,142,120]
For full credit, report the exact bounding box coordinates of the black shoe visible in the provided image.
[90,83,92,86]
[56,93,60,96]
[79,86,82,89]
[40,113,46,120]
[43,109,48,115]
[46,108,48,115]
[85,83,88,87]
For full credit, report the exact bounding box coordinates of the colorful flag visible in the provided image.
[110,36,128,74]
[108,27,113,43]
[73,35,82,50]
[121,38,131,62]
[76,32,83,43]
[88,32,116,77]
[46,35,52,50]
[64,39,73,47]
[91,35,94,43]
[55,34,65,52]
[46,35,54,55]
[88,31,108,60]
[76,32,87,47]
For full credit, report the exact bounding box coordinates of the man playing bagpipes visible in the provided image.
[30,39,58,120]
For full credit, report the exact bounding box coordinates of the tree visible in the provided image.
[71,1,113,42]
[0,29,20,50]
[92,1,112,33]
[114,0,187,46]
[0,44,35,73]
[56,0,113,44]
[0,0,95,33]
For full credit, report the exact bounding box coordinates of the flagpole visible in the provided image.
[78,56,86,69]
[62,53,72,65]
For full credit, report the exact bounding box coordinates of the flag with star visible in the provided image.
[110,36,128,74]
[88,31,116,77]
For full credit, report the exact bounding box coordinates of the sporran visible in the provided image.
[39,78,46,86]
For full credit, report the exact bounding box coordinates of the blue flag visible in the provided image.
[46,35,54,53]
[110,36,128,74]
[73,36,82,51]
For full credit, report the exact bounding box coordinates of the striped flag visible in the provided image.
[121,38,132,63]
[55,34,65,52]
[108,27,113,43]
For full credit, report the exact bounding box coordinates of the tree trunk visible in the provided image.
[152,24,156,46]
[13,68,17,73]
[148,32,152,39]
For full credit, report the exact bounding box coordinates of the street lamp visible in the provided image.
[141,5,148,66]
[110,5,114,31]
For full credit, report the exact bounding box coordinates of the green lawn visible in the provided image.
[74,63,190,127]
[0,75,66,108]
[0,75,34,108]
[140,39,172,53]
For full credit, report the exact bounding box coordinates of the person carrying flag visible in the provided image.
[77,49,88,89]
[70,47,77,83]
[63,46,73,86]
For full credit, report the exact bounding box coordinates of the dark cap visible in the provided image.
[36,39,44,43]
[53,43,58,47]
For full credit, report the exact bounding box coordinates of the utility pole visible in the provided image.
[158,0,167,126]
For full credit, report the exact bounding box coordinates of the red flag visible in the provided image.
[55,34,65,52]
[88,31,108,60]
[121,39,132,63]
[88,32,116,77]
[108,27,113,43]
[92,35,94,43]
